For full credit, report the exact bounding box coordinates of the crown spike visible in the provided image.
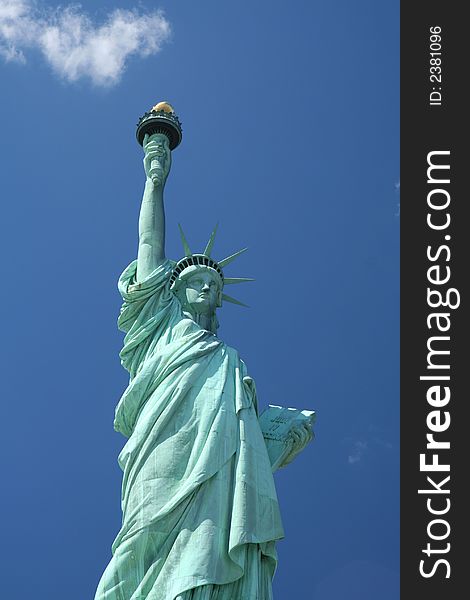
[224,277,255,285]
[203,223,219,257]
[218,248,248,268]
[178,224,192,257]
[222,293,249,308]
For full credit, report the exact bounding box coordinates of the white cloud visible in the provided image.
[348,440,368,465]
[345,427,394,465]
[0,0,171,86]
[395,181,400,216]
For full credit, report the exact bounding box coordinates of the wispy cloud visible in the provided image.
[347,440,368,465]
[0,0,171,86]
[344,425,394,466]
[395,180,400,216]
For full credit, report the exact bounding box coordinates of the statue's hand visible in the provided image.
[291,422,313,452]
[280,422,313,468]
[143,132,172,188]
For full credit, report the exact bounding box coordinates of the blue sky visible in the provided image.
[0,1,399,598]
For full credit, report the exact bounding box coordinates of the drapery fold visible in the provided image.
[95,260,283,600]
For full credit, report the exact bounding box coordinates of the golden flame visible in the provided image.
[151,101,174,113]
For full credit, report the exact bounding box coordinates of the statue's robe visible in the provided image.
[95,260,284,600]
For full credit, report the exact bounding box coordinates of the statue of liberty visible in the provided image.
[95,103,313,600]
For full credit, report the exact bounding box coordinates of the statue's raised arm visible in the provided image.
[136,132,172,282]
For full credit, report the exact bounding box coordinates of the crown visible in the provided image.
[136,101,183,150]
[170,224,254,307]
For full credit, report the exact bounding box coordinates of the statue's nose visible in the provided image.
[201,283,210,291]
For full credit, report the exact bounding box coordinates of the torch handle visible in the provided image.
[149,158,161,185]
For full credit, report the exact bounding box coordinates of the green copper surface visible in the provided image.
[95,120,313,600]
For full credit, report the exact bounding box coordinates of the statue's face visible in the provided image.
[181,271,221,315]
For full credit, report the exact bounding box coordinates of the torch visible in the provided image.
[136,101,183,185]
